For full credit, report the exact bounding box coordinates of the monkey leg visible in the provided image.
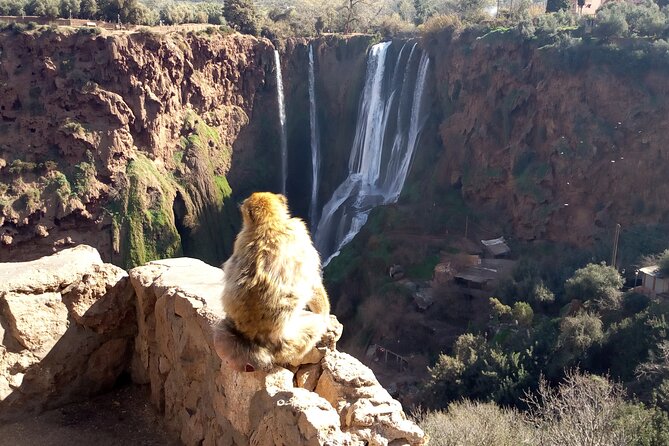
[307,284,330,315]
[274,310,329,366]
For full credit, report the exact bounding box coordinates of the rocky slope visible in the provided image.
[0,27,278,267]
[0,247,425,445]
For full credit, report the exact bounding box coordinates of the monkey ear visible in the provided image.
[245,205,256,224]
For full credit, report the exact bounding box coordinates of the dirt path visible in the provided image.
[0,385,180,446]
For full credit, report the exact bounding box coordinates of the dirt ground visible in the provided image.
[0,385,180,446]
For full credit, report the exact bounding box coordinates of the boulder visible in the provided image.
[130,258,426,446]
[0,245,136,418]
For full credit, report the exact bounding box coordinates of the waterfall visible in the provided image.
[308,44,321,229]
[314,42,430,265]
[274,49,288,194]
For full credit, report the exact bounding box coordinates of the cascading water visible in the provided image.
[274,49,288,194]
[308,44,321,230]
[314,41,430,265]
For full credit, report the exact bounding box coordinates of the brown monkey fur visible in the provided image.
[214,192,330,372]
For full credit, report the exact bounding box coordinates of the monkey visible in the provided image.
[214,192,331,372]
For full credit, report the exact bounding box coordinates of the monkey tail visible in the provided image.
[213,319,275,372]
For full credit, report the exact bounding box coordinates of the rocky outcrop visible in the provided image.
[0,246,424,444]
[0,245,136,418]
[129,257,425,445]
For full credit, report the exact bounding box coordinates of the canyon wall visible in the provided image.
[0,28,279,267]
[418,28,669,248]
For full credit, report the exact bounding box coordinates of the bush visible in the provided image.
[558,312,604,357]
[565,262,623,310]
[419,13,462,39]
[594,3,630,40]
[525,371,659,446]
[423,333,531,407]
[416,401,535,446]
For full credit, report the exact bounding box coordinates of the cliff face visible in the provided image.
[420,29,669,246]
[0,27,277,267]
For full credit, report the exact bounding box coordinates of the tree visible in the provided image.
[565,263,623,310]
[414,0,433,24]
[594,4,630,39]
[26,0,59,18]
[59,0,80,18]
[424,333,531,407]
[315,16,324,34]
[0,0,25,15]
[490,297,512,323]
[513,302,533,327]
[340,0,370,33]
[79,0,97,19]
[223,0,259,35]
[557,312,603,365]
[546,0,570,12]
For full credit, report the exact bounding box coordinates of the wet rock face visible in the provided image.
[0,29,276,266]
[130,257,425,445]
[0,245,136,418]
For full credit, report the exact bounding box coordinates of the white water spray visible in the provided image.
[308,44,321,229]
[314,42,430,265]
[274,49,288,194]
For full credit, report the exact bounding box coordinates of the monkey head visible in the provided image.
[240,192,290,227]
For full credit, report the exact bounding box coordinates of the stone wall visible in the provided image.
[129,257,425,445]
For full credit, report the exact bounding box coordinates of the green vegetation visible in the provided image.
[565,262,624,310]
[223,0,258,35]
[105,153,182,269]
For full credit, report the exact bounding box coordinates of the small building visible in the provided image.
[454,258,516,291]
[481,237,511,258]
[639,265,669,298]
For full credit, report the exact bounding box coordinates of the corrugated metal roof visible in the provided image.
[481,237,510,256]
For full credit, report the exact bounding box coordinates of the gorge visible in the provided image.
[1,24,669,389]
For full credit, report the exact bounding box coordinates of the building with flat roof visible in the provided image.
[639,265,669,298]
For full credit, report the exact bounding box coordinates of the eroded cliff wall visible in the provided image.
[418,29,669,246]
[0,27,278,267]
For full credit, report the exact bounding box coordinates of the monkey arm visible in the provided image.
[307,283,330,315]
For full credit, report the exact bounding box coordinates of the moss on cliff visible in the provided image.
[108,153,182,269]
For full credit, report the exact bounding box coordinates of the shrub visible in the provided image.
[416,401,535,446]
[513,302,534,327]
[419,13,462,39]
[595,4,629,39]
[526,371,665,446]
[565,262,623,310]
[558,312,604,356]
